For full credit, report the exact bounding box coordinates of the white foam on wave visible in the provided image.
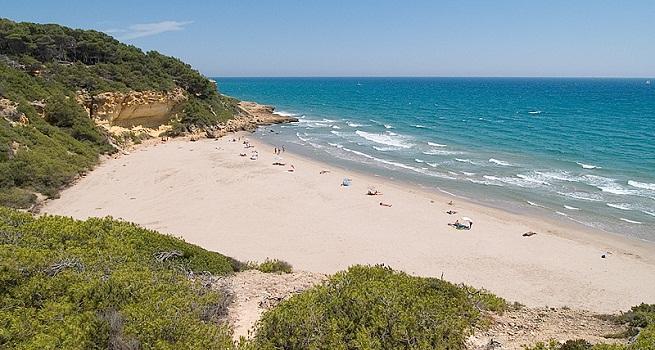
[576,162,601,169]
[372,146,401,152]
[467,178,503,187]
[355,130,415,149]
[642,210,655,217]
[564,205,580,210]
[527,201,547,208]
[296,132,309,142]
[427,162,439,168]
[332,125,341,129]
[489,158,513,166]
[327,142,343,149]
[414,158,425,163]
[620,218,642,224]
[347,122,364,127]
[427,142,447,147]
[587,176,635,195]
[341,147,454,179]
[528,110,542,115]
[607,203,632,210]
[516,173,551,186]
[273,110,298,117]
[422,149,462,156]
[555,211,568,217]
[482,175,543,188]
[412,124,427,128]
[384,124,394,129]
[557,191,603,202]
[628,180,655,191]
[461,171,476,176]
[455,158,476,164]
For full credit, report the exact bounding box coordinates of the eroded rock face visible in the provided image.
[77,88,187,128]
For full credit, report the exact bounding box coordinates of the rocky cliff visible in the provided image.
[77,88,187,128]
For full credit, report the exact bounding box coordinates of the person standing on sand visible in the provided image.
[282,146,285,153]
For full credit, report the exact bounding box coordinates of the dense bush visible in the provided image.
[251,265,505,350]
[250,258,293,274]
[0,208,240,349]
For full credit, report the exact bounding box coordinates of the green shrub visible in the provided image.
[0,208,239,349]
[254,258,293,274]
[251,265,503,350]
[0,187,36,208]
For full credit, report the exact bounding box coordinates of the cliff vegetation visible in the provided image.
[0,18,239,208]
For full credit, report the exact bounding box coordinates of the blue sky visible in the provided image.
[2,0,654,77]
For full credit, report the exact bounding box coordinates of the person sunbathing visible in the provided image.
[379,202,392,207]
[319,170,330,174]
[367,189,382,196]
[446,210,457,215]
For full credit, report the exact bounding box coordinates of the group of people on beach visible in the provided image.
[274,146,285,155]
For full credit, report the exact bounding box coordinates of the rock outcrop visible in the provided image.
[203,101,299,139]
[77,88,187,128]
[0,98,29,126]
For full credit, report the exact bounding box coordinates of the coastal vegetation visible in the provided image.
[0,18,239,208]
[0,207,239,349]
[250,264,506,349]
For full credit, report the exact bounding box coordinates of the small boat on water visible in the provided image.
[647,80,651,85]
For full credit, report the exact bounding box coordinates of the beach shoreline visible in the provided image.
[253,127,655,256]
[42,131,655,313]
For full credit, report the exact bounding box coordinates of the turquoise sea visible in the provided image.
[216,78,655,241]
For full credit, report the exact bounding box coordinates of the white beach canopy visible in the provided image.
[461,216,473,223]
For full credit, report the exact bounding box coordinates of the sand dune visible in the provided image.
[42,134,655,313]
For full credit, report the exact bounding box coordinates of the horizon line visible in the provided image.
[209,75,653,79]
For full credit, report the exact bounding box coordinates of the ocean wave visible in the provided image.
[461,171,476,176]
[412,124,427,128]
[331,125,341,129]
[583,175,635,195]
[620,218,642,224]
[528,110,542,115]
[327,142,343,148]
[483,175,543,188]
[516,173,551,186]
[642,210,655,217]
[273,110,299,117]
[576,162,601,169]
[422,149,462,156]
[355,130,415,149]
[414,158,425,163]
[384,124,394,129]
[527,201,547,208]
[427,142,447,147]
[564,205,580,210]
[341,147,454,179]
[557,191,603,202]
[371,146,400,152]
[628,180,655,191]
[296,132,309,142]
[555,211,569,217]
[467,178,503,187]
[607,203,632,210]
[455,158,477,164]
[427,162,439,168]
[347,122,364,127]
[489,158,513,166]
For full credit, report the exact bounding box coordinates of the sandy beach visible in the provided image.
[42,133,655,313]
